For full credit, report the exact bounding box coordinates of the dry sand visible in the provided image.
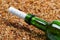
[0,0,60,40]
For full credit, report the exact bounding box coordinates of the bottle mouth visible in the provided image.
[8,7,27,19]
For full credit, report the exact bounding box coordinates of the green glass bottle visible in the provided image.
[25,14,60,40]
[8,7,60,40]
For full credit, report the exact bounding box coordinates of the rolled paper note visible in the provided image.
[8,7,27,19]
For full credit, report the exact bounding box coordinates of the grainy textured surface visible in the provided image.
[0,0,60,40]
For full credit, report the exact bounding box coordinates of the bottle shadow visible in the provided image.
[2,18,46,39]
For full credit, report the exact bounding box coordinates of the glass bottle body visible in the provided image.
[47,20,60,40]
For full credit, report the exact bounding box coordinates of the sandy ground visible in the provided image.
[0,0,60,40]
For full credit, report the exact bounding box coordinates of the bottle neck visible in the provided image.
[25,14,48,31]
